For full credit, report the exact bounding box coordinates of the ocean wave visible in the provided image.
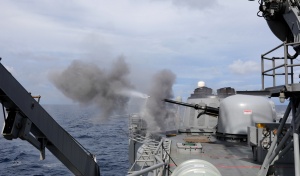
[0,105,129,176]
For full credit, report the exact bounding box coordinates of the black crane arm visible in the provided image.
[0,63,100,176]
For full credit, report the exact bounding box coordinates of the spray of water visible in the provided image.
[119,89,150,99]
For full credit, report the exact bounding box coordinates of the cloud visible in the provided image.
[171,0,217,10]
[0,0,278,104]
[228,59,260,74]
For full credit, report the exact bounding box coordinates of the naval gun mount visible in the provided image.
[163,98,219,118]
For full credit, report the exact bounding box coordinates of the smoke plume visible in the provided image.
[143,69,176,131]
[49,56,133,118]
[49,56,177,130]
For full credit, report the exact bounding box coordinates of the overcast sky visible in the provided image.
[0,0,283,104]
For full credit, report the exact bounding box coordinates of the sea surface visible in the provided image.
[0,105,129,176]
[0,104,289,176]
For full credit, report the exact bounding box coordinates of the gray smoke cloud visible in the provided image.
[49,56,177,130]
[49,56,133,118]
[143,69,176,132]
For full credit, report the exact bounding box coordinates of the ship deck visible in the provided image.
[167,132,294,176]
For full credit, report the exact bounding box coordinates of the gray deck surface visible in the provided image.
[167,133,294,176]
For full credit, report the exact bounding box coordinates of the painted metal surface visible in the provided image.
[128,92,295,176]
[171,159,221,176]
[218,95,276,135]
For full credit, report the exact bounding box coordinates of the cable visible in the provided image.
[161,142,177,176]
[161,142,177,167]
[167,166,173,175]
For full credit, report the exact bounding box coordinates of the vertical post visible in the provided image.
[261,55,265,90]
[292,97,300,176]
[293,133,300,176]
[284,43,288,86]
[272,58,276,87]
[291,58,294,84]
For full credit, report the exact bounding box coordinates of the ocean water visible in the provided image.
[0,105,129,176]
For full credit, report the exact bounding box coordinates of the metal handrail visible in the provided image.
[128,113,172,176]
[261,42,300,89]
[127,138,171,176]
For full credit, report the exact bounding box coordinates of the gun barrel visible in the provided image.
[163,98,219,117]
[163,99,196,109]
[204,106,219,117]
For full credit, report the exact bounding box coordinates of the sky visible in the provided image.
[0,0,284,105]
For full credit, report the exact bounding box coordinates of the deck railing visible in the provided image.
[127,114,172,176]
[127,138,171,176]
[261,42,300,89]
